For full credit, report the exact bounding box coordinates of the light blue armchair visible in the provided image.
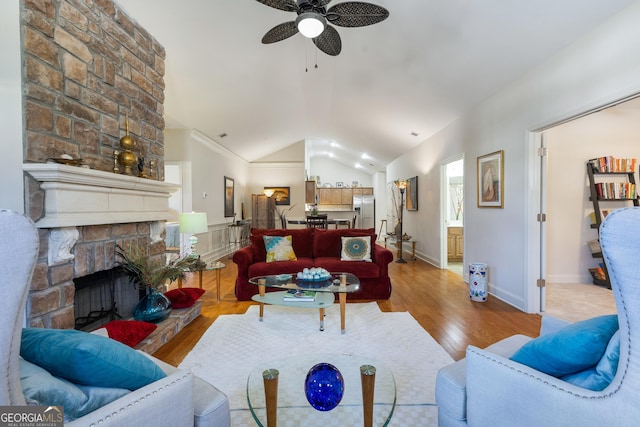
[436,206,640,426]
[0,210,230,426]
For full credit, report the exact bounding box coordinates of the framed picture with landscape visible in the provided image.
[224,176,234,217]
[264,186,290,205]
[477,150,504,208]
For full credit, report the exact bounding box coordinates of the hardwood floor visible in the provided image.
[153,252,542,366]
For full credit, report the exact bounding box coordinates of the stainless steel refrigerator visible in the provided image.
[353,195,375,229]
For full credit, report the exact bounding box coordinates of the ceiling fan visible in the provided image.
[256,0,389,56]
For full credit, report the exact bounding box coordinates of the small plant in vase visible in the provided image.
[116,243,199,323]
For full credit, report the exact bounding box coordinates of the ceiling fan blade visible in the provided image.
[262,21,299,44]
[313,25,341,56]
[255,0,298,12]
[327,1,389,27]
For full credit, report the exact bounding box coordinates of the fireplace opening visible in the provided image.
[73,269,141,331]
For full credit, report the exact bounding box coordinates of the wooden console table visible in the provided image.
[383,235,417,261]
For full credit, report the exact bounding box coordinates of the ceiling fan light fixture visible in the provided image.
[296,12,326,38]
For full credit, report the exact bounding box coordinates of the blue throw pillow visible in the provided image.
[20,358,88,420]
[509,315,618,377]
[561,330,621,391]
[19,358,130,420]
[20,328,166,390]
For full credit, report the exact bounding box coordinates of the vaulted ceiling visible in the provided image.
[116,0,636,173]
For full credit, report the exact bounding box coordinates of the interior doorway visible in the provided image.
[533,95,640,317]
[442,157,464,276]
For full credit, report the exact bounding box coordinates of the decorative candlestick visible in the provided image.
[113,150,120,174]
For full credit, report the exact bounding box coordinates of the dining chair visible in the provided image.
[306,215,328,229]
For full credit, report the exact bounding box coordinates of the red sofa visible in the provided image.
[232,227,393,301]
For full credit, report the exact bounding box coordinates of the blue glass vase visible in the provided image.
[134,288,172,323]
[304,363,345,411]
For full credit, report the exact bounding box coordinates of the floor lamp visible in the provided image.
[394,179,408,263]
[179,212,208,257]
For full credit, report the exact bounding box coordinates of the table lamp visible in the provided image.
[179,212,208,256]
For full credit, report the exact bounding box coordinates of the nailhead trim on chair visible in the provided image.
[467,348,622,400]
[87,373,192,426]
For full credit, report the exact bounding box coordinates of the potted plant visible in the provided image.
[116,243,199,323]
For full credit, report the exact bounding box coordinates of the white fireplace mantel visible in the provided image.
[24,163,180,228]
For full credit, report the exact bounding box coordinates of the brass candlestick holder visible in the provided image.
[117,114,137,175]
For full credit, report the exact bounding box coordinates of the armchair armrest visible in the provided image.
[465,345,618,427]
[66,370,194,427]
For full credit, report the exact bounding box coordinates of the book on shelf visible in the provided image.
[283,290,316,301]
[588,239,601,254]
[589,210,610,224]
[589,156,637,173]
[588,267,606,282]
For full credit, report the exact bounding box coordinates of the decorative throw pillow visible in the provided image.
[509,314,618,377]
[341,236,372,261]
[263,235,297,262]
[561,330,621,391]
[165,287,206,309]
[102,320,157,348]
[20,328,166,390]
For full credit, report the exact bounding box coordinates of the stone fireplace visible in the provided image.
[23,163,178,329]
[20,0,172,331]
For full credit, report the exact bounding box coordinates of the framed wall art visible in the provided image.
[406,176,418,211]
[477,150,504,208]
[224,176,234,217]
[264,186,290,205]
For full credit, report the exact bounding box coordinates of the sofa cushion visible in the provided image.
[165,287,206,309]
[248,259,315,278]
[509,314,618,377]
[314,228,376,258]
[21,328,166,390]
[314,258,380,279]
[561,330,620,391]
[250,228,314,261]
[341,236,372,261]
[264,235,297,262]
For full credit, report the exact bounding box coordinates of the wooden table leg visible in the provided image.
[319,308,325,331]
[412,241,416,260]
[177,277,183,289]
[360,365,376,427]
[258,283,265,321]
[262,369,279,427]
[198,270,203,289]
[339,292,347,334]
[216,269,221,302]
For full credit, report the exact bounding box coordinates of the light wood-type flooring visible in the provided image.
[154,252,544,365]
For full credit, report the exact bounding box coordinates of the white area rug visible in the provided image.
[179,302,453,426]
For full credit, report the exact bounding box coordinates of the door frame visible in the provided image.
[440,154,465,272]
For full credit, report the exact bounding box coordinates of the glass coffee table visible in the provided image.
[249,273,359,334]
[247,353,396,427]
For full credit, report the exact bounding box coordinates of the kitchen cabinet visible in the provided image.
[447,227,463,261]
[305,181,317,204]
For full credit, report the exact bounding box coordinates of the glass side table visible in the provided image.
[178,261,226,302]
[247,353,396,427]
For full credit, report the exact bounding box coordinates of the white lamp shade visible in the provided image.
[296,12,326,38]
[179,212,208,234]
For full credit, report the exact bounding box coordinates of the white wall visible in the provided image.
[247,162,307,221]
[0,2,24,212]
[386,1,640,312]
[545,108,640,284]
[309,157,374,188]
